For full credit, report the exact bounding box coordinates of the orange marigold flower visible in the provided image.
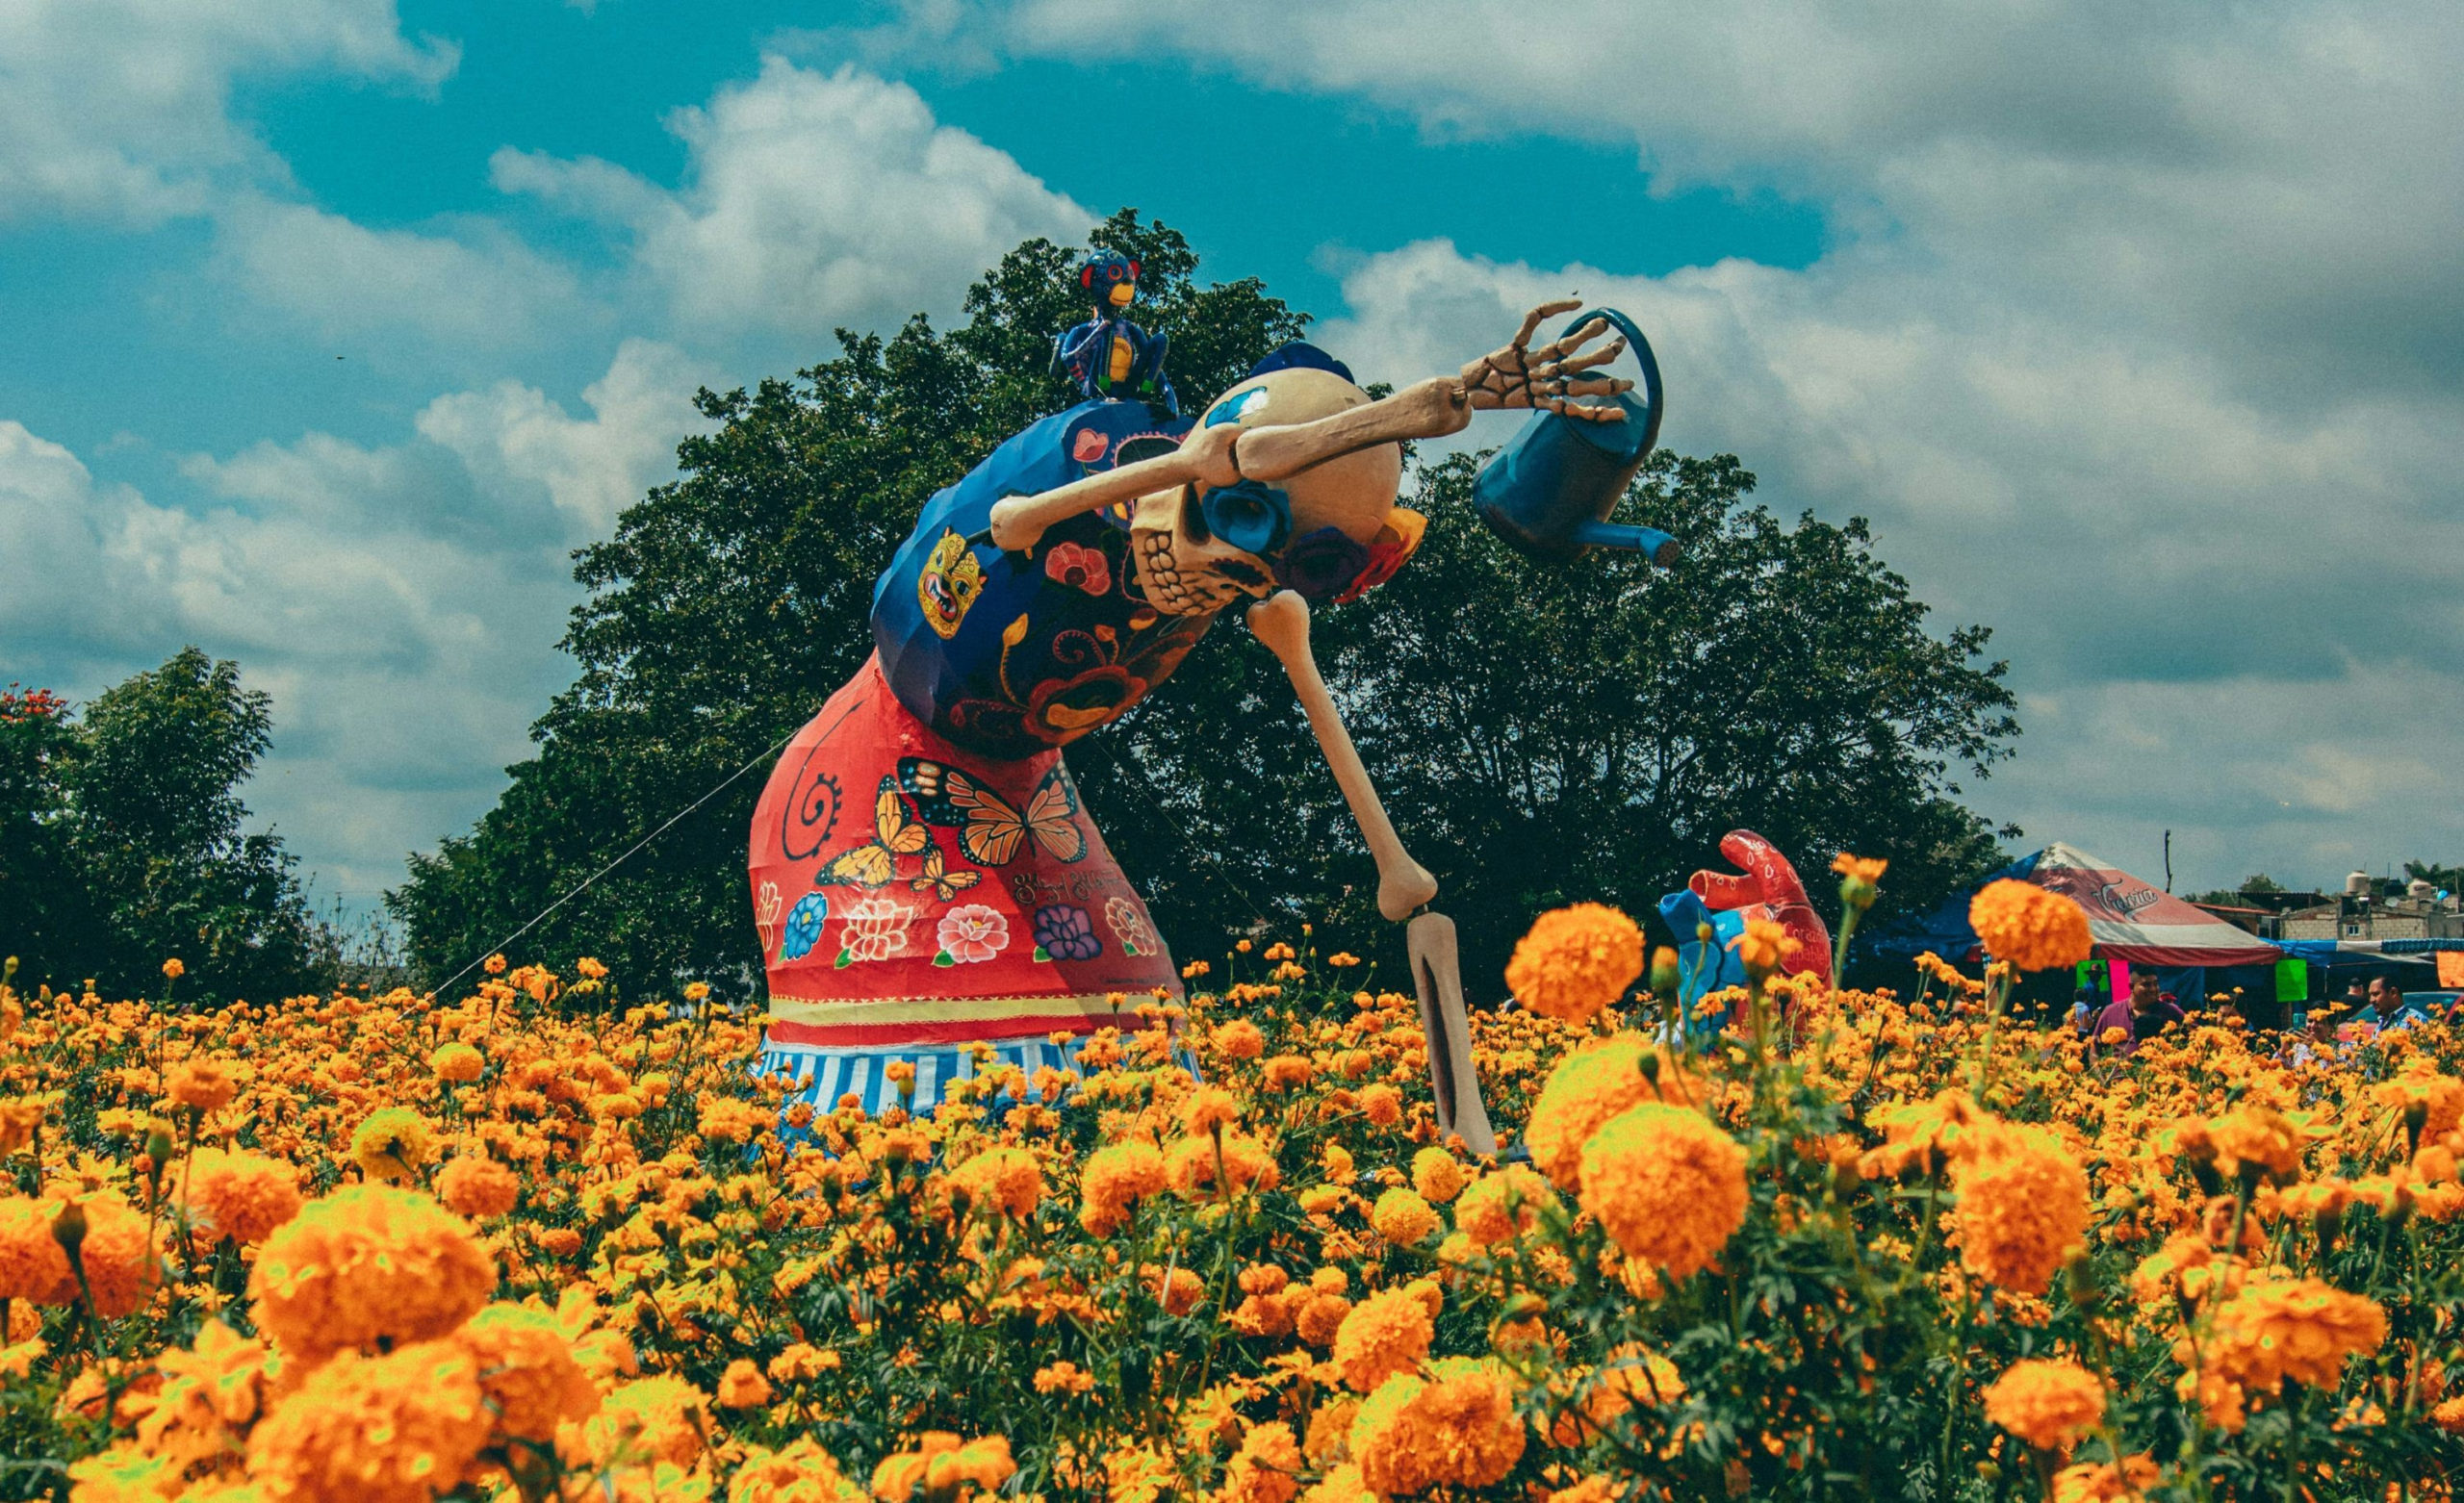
[244,1340,491,1503]
[1348,1358,1525,1497]
[1951,1123,2090,1296]
[161,957,185,981]
[871,1432,1014,1502]
[437,1155,521,1222]
[1078,1139,1168,1236]
[1225,1420,1304,1503]
[732,1437,865,1503]
[164,1059,235,1113]
[1358,1083,1403,1128]
[1033,1361,1095,1395]
[429,1042,485,1083]
[949,1146,1042,1221]
[454,1301,599,1441]
[1728,915,1799,974]
[53,1191,157,1318]
[0,1194,73,1305]
[1505,904,1644,1024]
[1410,1146,1466,1205]
[1370,1187,1439,1248]
[717,1357,774,1410]
[250,1183,496,1362]
[1332,1286,1435,1392]
[1179,1085,1241,1136]
[1214,1019,1266,1060]
[186,1147,303,1245]
[2204,1274,2387,1394]
[2204,1106,2303,1186]
[1525,1032,1686,1191]
[1967,879,2092,971]
[1551,1343,1684,1445]
[2051,1452,2162,1503]
[562,1374,711,1469]
[1453,1165,1558,1247]
[1862,1089,1988,1179]
[348,1106,434,1183]
[1166,1133,1281,1202]
[1577,1103,1748,1283]
[1982,1359,2106,1450]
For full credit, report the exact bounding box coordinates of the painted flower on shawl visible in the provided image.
[937,904,1011,964]
[840,897,914,965]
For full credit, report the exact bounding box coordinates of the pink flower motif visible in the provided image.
[1043,541,1112,597]
[937,904,1011,964]
[840,896,913,964]
[1104,896,1157,958]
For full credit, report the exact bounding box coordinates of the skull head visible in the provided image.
[1128,367,1404,617]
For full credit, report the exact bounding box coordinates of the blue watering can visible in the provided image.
[1472,307,1675,565]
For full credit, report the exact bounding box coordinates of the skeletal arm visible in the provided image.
[987,299,1631,551]
[1246,589,1496,1153]
[1245,592,1436,920]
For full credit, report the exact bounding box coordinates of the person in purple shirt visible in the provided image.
[2092,971,2187,1057]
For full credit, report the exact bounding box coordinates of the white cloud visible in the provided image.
[417,338,717,533]
[492,58,1091,341]
[208,195,586,361]
[1316,239,2464,886]
[0,0,456,225]
[6,342,713,902]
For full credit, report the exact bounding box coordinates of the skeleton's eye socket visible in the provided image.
[1198,480,1293,556]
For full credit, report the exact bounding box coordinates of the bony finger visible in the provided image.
[1554,337,1628,374]
[1555,375,1630,397]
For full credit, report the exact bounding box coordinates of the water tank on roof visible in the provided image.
[2347,871,2373,897]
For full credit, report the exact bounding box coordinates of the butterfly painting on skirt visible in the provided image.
[898,757,1088,866]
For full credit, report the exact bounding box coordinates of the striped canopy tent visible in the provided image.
[1870,841,2283,968]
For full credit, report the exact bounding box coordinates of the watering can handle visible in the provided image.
[1572,520,1680,565]
[1573,306,1665,459]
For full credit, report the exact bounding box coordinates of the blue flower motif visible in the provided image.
[1033,904,1102,962]
[781,892,828,961]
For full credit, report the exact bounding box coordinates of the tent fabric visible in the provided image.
[1868,842,2283,969]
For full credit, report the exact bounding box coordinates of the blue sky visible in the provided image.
[5,0,2460,919]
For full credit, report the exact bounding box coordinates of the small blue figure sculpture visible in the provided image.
[1051,251,1178,416]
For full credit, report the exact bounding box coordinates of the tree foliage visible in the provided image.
[391,211,2018,995]
[1,649,317,1003]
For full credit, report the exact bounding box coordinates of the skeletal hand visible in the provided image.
[1457,298,1633,422]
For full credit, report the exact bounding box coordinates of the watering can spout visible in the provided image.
[1472,307,1670,565]
[1571,520,1680,566]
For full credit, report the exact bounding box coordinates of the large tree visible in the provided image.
[2,649,318,1004]
[391,211,2018,995]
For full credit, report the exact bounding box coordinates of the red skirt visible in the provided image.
[748,654,1182,1050]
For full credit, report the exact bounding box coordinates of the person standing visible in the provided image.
[2092,971,2186,1058]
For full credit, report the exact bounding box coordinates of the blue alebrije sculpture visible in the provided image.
[1052,251,1177,416]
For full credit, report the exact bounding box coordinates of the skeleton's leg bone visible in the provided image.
[1244,592,1436,922]
[1406,911,1498,1156]
[1246,590,1495,1155]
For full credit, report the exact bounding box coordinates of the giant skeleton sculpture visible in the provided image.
[747,282,1637,1148]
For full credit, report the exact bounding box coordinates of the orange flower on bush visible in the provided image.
[1578,1103,1748,1282]
[1950,1122,2089,1295]
[1983,1358,2106,1449]
[1224,1420,1304,1503]
[1078,1139,1167,1236]
[1453,1164,1558,1247]
[718,1357,774,1409]
[871,1432,1015,1502]
[950,1146,1041,1220]
[733,1438,866,1503]
[186,1147,303,1245]
[164,1059,235,1113]
[455,1301,599,1441]
[429,1042,485,1083]
[0,1194,72,1305]
[2204,1274,2387,1394]
[52,1191,157,1318]
[1348,1358,1525,1496]
[348,1106,434,1183]
[1410,1147,1465,1205]
[1332,1286,1434,1392]
[244,1340,491,1503]
[1505,903,1644,1024]
[1526,1032,1671,1190]
[250,1183,495,1361]
[437,1155,520,1221]
[1967,879,2092,971]
[2052,1453,2162,1503]
[1370,1187,1439,1247]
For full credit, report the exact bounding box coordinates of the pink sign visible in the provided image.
[2109,957,2131,1000]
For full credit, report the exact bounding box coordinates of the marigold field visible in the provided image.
[4,897,2463,1502]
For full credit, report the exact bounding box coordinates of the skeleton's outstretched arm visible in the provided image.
[1247,590,1497,1155]
[988,299,1630,551]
